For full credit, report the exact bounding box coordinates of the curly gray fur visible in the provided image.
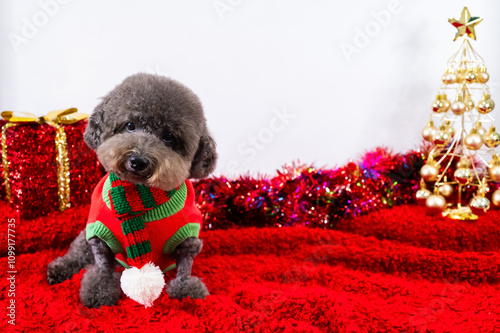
[47,230,94,285]
[80,237,122,308]
[166,238,209,299]
[47,73,215,308]
[84,73,217,190]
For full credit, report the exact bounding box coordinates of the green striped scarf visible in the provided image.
[107,173,178,268]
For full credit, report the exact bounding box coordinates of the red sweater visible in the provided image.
[86,174,203,272]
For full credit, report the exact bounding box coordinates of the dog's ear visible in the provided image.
[189,132,217,179]
[83,98,107,151]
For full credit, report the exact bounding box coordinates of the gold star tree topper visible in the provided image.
[448,7,483,41]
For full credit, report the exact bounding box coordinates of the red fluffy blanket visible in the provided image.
[1,201,500,332]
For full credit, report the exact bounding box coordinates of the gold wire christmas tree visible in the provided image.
[416,7,499,220]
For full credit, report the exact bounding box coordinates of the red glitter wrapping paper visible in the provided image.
[0,119,104,219]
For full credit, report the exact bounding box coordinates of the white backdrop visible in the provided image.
[1,0,499,177]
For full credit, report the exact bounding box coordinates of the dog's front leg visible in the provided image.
[166,237,209,299]
[80,237,122,308]
[47,229,94,285]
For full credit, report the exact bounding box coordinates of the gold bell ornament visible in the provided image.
[491,189,500,207]
[426,189,447,215]
[442,69,458,85]
[415,179,432,206]
[454,158,473,185]
[441,94,451,112]
[434,124,451,146]
[464,126,483,150]
[484,125,500,148]
[469,184,490,216]
[454,155,470,170]
[450,95,466,115]
[439,183,454,198]
[464,67,477,83]
[477,93,495,114]
[476,121,487,137]
[420,158,440,182]
[421,120,437,142]
[470,196,490,215]
[431,94,450,113]
[455,67,465,83]
[444,120,455,138]
[488,154,500,182]
[464,93,475,111]
[477,66,490,84]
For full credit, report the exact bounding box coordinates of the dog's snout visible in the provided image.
[129,155,149,172]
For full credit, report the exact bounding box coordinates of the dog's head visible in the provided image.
[84,73,217,191]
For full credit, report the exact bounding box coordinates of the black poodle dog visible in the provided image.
[47,73,217,308]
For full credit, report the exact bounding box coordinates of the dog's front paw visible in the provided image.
[47,257,73,285]
[166,276,209,300]
[80,266,122,308]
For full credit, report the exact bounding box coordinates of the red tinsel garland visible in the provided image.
[193,147,427,230]
[193,145,500,230]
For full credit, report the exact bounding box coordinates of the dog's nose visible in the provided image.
[129,155,149,172]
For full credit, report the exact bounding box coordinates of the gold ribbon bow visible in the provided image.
[1,108,87,124]
[1,108,88,212]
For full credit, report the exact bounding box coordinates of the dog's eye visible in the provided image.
[162,132,174,143]
[126,122,136,132]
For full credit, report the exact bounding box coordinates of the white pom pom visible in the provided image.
[120,262,165,307]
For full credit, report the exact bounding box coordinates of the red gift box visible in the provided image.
[0,109,104,219]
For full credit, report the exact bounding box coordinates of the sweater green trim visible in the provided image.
[102,176,112,208]
[101,175,188,222]
[86,221,124,254]
[115,258,131,269]
[162,263,177,273]
[143,183,187,222]
[162,223,201,254]
[116,258,176,273]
